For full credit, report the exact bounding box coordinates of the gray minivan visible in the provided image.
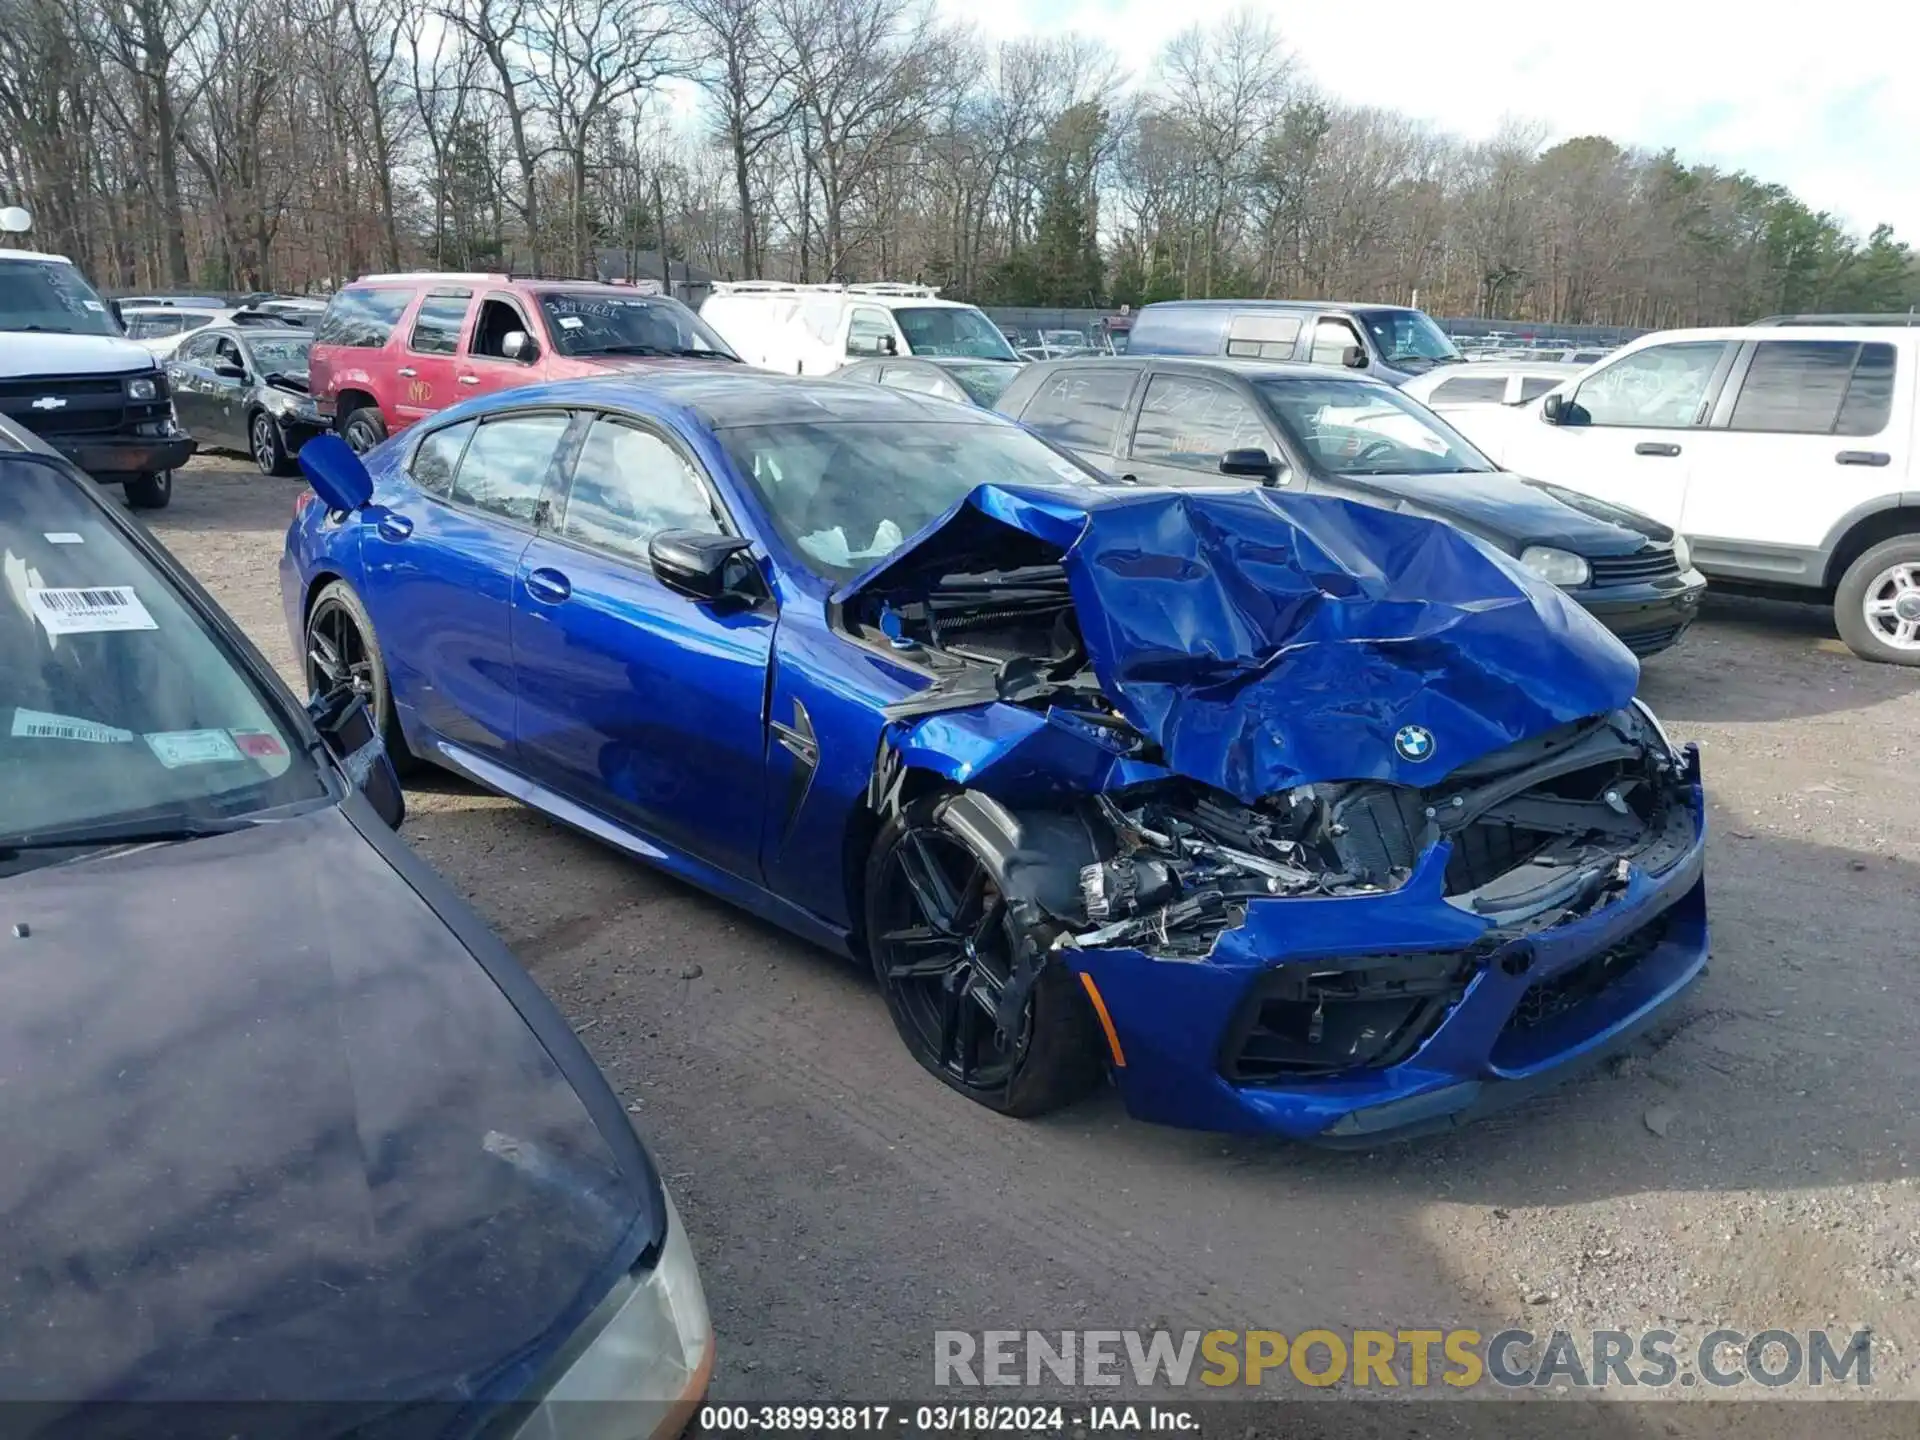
[1125,299,1464,386]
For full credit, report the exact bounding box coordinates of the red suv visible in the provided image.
[308,273,742,450]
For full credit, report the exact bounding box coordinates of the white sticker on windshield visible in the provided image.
[11,708,134,743]
[145,729,243,768]
[83,300,105,312]
[27,585,157,636]
[44,533,84,545]
[558,315,585,329]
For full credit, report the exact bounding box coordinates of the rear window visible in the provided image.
[314,287,413,348]
[1017,368,1136,452]
[1519,377,1563,402]
[1429,375,1508,404]
[1730,341,1897,436]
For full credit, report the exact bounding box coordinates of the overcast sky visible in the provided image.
[951,0,1919,242]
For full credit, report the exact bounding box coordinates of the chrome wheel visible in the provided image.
[305,597,375,702]
[253,414,279,473]
[1861,563,1920,651]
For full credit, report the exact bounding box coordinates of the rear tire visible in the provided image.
[304,578,421,775]
[865,792,1105,1117]
[1835,536,1920,666]
[340,405,387,454]
[123,471,172,509]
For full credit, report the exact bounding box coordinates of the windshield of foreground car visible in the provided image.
[894,306,1021,362]
[1,460,326,857]
[1352,308,1462,368]
[0,257,122,337]
[719,418,1103,580]
[1256,376,1497,477]
[536,291,738,360]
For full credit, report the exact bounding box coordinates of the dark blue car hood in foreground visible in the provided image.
[844,484,1640,801]
[0,805,653,1404]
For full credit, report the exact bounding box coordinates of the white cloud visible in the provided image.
[944,0,1920,240]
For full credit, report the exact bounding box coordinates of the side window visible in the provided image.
[451,413,569,524]
[1836,343,1897,437]
[1567,342,1727,429]
[213,337,245,372]
[408,290,473,355]
[470,297,532,359]
[560,418,720,561]
[1018,368,1136,451]
[314,287,412,348]
[410,419,476,498]
[1728,340,1896,436]
[1131,374,1271,467]
[1309,318,1364,366]
[1225,313,1302,360]
[849,307,895,354]
[1518,377,1563,403]
[174,332,212,361]
[179,313,214,335]
[1430,375,1508,404]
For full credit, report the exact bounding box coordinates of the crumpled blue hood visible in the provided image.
[842,483,1640,801]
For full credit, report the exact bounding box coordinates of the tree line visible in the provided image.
[3,0,1915,324]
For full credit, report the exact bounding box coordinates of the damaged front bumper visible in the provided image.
[1057,747,1707,1145]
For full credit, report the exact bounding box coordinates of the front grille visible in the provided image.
[1589,546,1680,587]
[1620,624,1683,657]
[1221,951,1473,1083]
[1504,914,1669,1033]
[0,372,164,441]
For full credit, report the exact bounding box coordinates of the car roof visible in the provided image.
[1025,354,1392,386]
[205,321,310,341]
[0,247,74,264]
[348,273,681,301]
[1138,298,1416,314]
[447,370,1015,430]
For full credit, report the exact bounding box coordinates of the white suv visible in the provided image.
[1454,322,1920,664]
[698,282,1021,375]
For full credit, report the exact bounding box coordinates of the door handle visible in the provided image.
[1634,442,1682,457]
[397,366,417,378]
[524,567,572,604]
[1836,450,1891,467]
[376,512,414,541]
[457,375,479,386]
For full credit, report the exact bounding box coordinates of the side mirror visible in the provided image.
[1219,447,1283,485]
[502,330,539,363]
[299,432,375,511]
[881,335,898,356]
[1541,393,1566,424]
[108,299,124,328]
[847,333,888,358]
[307,686,405,829]
[648,530,760,604]
[213,361,247,381]
[1341,344,1369,370]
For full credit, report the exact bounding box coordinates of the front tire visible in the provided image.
[1836,536,1920,665]
[865,793,1105,1116]
[304,579,420,774]
[123,470,172,509]
[340,405,387,454]
[251,411,293,475]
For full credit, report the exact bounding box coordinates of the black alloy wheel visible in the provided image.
[866,794,1104,1115]
[252,411,292,475]
[341,406,387,454]
[303,579,418,773]
[123,470,172,509]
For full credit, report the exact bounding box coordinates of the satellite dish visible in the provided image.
[0,206,31,235]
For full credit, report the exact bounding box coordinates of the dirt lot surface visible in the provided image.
[146,456,1920,1416]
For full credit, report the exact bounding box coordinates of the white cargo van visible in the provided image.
[699,282,1020,375]
[1451,321,1920,664]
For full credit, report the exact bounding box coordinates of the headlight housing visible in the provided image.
[126,374,158,400]
[514,1184,714,1440]
[1670,533,1692,572]
[1518,545,1591,588]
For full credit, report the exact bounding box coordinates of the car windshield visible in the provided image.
[1352,308,1461,368]
[893,306,1020,361]
[0,257,121,337]
[1255,376,1495,476]
[945,363,1021,406]
[246,336,311,374]
[719,419,1102,580]
[536,291,737,359]
[1,458,327,864]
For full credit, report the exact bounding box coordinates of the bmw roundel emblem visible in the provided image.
[1394,724,1436,763]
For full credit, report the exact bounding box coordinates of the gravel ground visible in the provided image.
[140,456,1920,1419]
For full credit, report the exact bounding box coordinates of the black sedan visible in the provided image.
[833,354,1024,408]
[164,320,326,475]
[998,356,1707,657]
[0,431,713,1427]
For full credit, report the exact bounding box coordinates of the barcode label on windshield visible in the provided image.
[27,585,158,636]
[10,708,135,743]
